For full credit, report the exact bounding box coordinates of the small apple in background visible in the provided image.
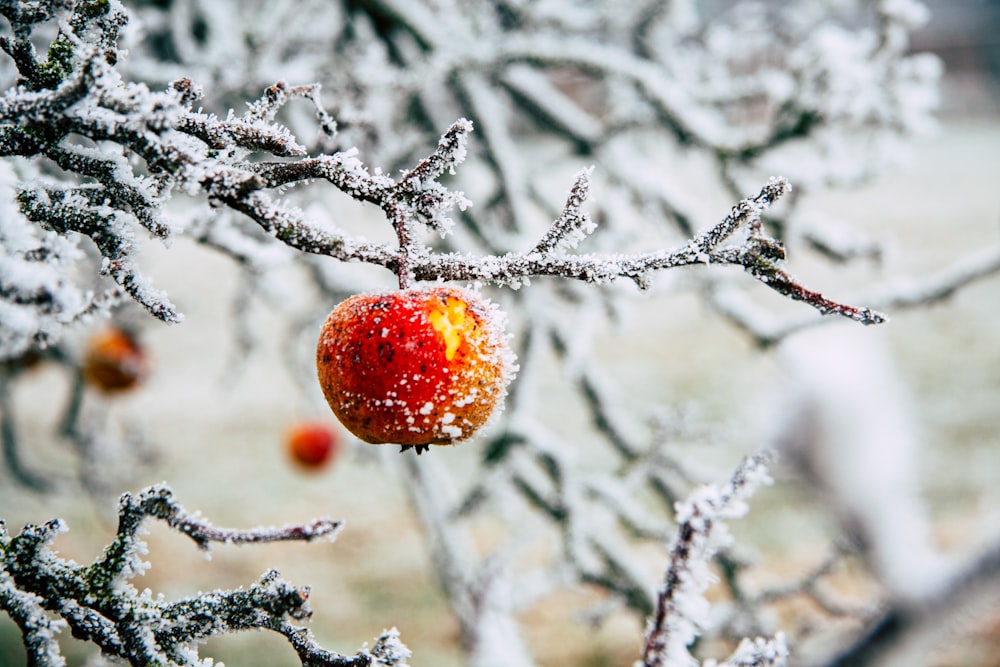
[315,286,515,451]
[82,326,150,393]
[286,421,340,471]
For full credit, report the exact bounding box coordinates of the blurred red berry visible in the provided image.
[287,421,340,470]
[82,327,150,393]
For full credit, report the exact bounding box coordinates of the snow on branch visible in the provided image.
[115,484,343,551]
[530,166,596,254]
[0,0,883,362]
[0,483,410,667]
[711,242,1000,346]
[640,452,788,667]
[414,176,884,324]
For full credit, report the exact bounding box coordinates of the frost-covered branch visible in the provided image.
[0,0,885,365]
[710,242,1000,346]
[399,453,535,667]
[751,542,870,620]
[114,484,342,551]
[0,483,410,667]
[641,452,787,667]
[872,245,1000,310]
[408,175,883,324]
[821,538,1000,667]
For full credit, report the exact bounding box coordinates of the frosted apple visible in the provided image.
[316,286,514,449]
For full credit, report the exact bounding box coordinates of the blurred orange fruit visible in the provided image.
[287,421,340,470]
[82,327,150,393]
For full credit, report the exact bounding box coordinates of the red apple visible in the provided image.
[316,286,514,449]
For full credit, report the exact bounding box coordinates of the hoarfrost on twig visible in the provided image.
[0,0,884,358]
[0,482,405,667]
[640,453,783,667]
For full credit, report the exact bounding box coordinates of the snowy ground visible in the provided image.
[1,117,999,667]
